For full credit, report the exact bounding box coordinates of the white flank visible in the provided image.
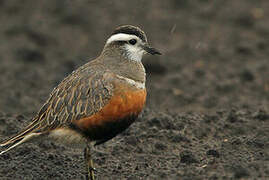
[49,128,86,148]
[116,75,145,89]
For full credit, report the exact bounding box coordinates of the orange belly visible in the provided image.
[73,89,146,143]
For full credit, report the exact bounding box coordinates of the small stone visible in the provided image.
[206,149,220,158]
[180,151,198,164]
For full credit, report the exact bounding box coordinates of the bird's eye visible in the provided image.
[128,39,137,45]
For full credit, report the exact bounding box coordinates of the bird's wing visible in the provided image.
[35,65,114,133]
[0,62,114,146]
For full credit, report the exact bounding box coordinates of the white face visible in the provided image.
[106,33,145,62]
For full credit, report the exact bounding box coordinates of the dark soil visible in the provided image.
[0,0,268,179]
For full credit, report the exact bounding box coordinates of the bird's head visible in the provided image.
[103,25,161,62]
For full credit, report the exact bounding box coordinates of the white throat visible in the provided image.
[124,44,144,61]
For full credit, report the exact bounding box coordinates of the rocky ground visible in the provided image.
[0,0,268,179]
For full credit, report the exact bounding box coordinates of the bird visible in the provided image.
[0,25,161,180]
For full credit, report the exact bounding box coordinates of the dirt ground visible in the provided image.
[0,0,268,179]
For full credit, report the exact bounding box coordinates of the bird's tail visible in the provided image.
[0,117,42,155]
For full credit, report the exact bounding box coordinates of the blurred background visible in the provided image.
[0,0,268,179]
[0,0,268,116]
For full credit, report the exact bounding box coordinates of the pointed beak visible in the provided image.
[141,44,162,55]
